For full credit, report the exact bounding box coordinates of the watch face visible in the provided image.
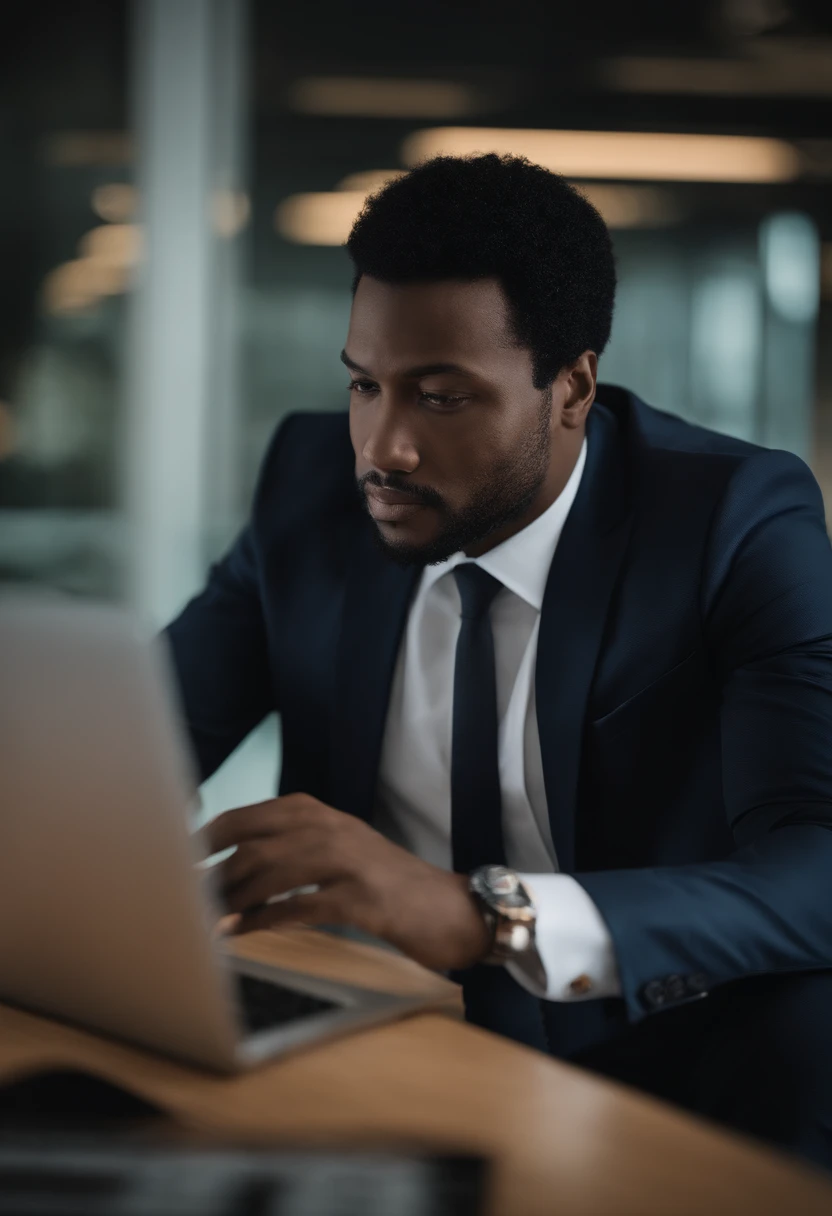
[487,867,519,897]
[471,868,536,952]
[477,866,530,909]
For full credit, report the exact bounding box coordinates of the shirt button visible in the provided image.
[686,972,709,996]
[568,973,593,997]
[643,979,668,1008]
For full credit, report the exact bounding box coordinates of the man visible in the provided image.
[167,153,832,1168]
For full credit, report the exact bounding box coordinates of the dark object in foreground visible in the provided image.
[0,1069,161,1128]
[0,1136,485,1216]
[0,1071,486,1214]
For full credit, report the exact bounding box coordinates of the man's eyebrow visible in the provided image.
[340,350,477,378]
[340,350,368,373]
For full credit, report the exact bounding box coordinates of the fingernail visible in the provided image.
[213,913,242,937]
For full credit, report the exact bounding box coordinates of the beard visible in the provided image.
[358,391,553,567]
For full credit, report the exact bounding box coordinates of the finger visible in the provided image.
[212,913,242,938]
[203,794,320,856]
[202,803,275,858]
[216,838,279,895]
[231,887,343,935]
[216,827,323,895]
[222,850,334,915]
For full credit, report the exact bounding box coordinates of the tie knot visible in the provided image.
[453,563,502,620]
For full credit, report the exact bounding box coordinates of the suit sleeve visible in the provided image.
[573,449,832,1022]
[163,418,298,782]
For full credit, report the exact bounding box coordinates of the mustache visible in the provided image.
[358,470,445,510]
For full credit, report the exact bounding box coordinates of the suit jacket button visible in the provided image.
[642,979,667,1008]
[686,972,709,996]
[666,974,688,1002]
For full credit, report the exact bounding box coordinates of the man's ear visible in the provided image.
[560,351,597,431]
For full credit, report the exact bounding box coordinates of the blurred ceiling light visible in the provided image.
[288,76,478,118]
[0,401,15,460]
[276,192,366,245]
[336,169,406,193]
[42,223,143,316]
[78,224,143,269]
[602,44,832,98]
[91,182,138,223]
[573,184,682,228]
[276,180,682,245]
[43,131,133,167]
[42,259,128,315]
[401,128,799,183]
[213,189,251,237]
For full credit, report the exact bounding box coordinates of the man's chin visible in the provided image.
[370,520,460,568]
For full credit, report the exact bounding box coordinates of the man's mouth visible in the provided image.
[364,486,428,523]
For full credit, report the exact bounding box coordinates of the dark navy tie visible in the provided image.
[451,564,505,875]
[450,563,549,1051]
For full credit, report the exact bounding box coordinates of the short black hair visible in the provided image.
[346,153,617,390]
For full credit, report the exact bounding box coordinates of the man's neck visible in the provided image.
[463,427,586,558]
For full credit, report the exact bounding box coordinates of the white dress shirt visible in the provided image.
[374,439,621,1002]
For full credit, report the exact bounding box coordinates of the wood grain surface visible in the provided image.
[1,926,831,1216]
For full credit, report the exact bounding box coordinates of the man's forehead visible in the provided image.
[346,276,522,372]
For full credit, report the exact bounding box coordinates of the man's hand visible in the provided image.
[202,794,492,973]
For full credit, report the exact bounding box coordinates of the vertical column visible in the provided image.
[125,0,245,629]
[204,0,248,563]
[759,213,820,463]
[688,240,763,444]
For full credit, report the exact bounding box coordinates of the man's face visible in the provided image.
[346,276,560,566]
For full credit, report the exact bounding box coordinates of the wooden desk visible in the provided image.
[1,927,831,1216]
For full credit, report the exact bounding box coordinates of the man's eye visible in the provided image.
[347,380,377,394]
[422,392,466,408]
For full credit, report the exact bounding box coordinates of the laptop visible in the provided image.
[0,594,431,1072]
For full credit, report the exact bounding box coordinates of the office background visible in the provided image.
[2,0,832,815]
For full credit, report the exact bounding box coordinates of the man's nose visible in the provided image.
[361,396,419,475]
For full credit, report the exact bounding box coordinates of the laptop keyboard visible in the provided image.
[234,972,340,1036]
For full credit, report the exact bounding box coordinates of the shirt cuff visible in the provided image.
[506,873,622,1002]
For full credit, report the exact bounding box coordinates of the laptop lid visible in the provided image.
[0,595,240,1070]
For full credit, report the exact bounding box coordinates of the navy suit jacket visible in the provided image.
[166,385,832,1059]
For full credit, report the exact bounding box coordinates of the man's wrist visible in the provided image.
[450,872,494,967]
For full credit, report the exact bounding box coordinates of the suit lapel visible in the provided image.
[331,519,421,821]
[536,403,633,872]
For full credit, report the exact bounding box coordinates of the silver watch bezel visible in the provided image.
[469,865,537,962]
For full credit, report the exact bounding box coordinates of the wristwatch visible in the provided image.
[469,865,537,964]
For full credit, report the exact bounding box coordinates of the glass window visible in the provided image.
[0,2,131,597]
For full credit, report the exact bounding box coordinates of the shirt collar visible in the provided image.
[420,436,587,612]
